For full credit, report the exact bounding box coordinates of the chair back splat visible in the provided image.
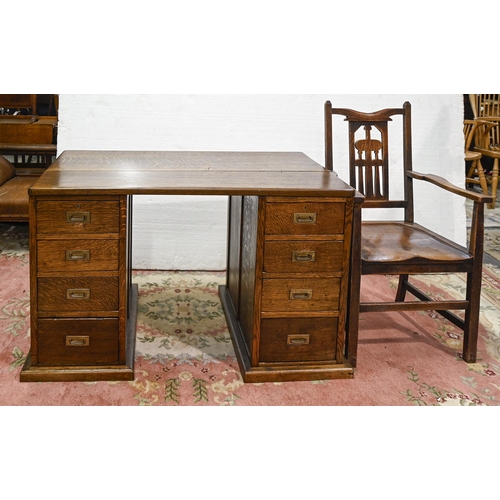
[325,100,493,367]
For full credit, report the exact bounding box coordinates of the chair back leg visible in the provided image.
[395,274,409,302]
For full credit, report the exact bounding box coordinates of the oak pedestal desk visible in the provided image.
[20,151,362,383]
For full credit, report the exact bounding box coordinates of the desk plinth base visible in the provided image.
[19,358,135,383]
[20,285,138,383]
[219,285,354,383]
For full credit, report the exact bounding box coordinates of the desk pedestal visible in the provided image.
[21,194,135,382]
[220,195,354,382]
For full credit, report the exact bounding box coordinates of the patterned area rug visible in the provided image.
[2,222,500,406]
[484,229,500,262]
[466,192,500,261]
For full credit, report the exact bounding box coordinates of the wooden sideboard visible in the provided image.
[20,151,362,383]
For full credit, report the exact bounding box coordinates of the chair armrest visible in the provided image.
[409,170,494,204]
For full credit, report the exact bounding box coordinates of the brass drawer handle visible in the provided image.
[66,211,91,223]
[66,288,91,300]
[287,334,310,345]
[294,212,317,224]
[292,250,316,262]
[290,289,313,300]
[66,335,90,347]
[65,250,90,261]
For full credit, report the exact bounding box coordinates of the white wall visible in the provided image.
[57,94,465,270]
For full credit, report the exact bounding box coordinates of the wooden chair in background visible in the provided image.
[325,100,493,366]
[469,94,500,118]
[469,94,500,208]
[465,118,497,208]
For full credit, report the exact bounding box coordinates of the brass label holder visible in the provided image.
[66,212,91,223]
[66,288,91,300]
[292,250,316,262]
[287,334,311,346]
[289,289,313,300]
[294,212,317,224]
[65,250,90,261]
[66,336,90,347]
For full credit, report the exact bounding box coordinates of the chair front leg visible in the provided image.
[462,271,481,363]
[463,200,486,363]
[490,157,499,209]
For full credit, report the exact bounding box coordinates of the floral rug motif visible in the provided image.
[466,189,500,228]
[0,223,29,262]
[2,221,500,406]
[466,192,500,262]
[131,270,246,406]
[134,271,233,363]
[483,229,500,262]
[376,266,500,406]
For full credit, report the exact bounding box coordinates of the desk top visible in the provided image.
[30,150,356,197]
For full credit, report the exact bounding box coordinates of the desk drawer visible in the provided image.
[259,317,337,363]
[37,200,120,234]
[263,240,343,273]
[265,202,345,236]
[262,277,340,312]
[37,318,119,366]
[37,239,119,272]
[38,276,119,312]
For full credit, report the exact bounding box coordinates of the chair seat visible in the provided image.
[361,222,471,263]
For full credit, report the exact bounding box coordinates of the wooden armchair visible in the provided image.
[325,101,493,367]
[0,155,37,222]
